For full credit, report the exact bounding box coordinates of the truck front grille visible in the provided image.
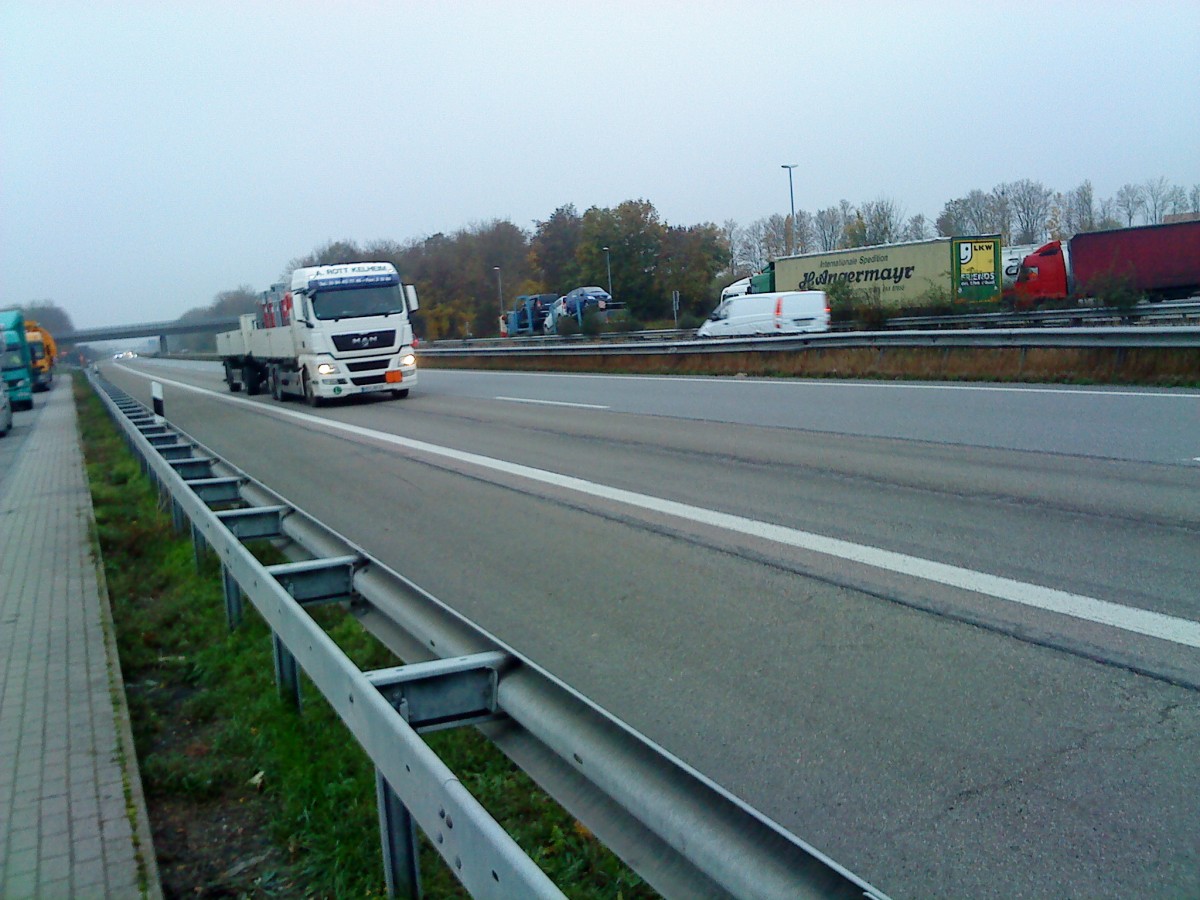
[332,330,396,352]
[345,358,389,372]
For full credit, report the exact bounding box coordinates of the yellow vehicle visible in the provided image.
[25,320,57,392]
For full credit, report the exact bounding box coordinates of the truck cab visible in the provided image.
[25,321,56,391]
[218,262,420,404]
[1,324,34,411]
[1011,241,1071,307]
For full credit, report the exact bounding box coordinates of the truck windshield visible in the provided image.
[310,286,405,321]
[3,349,25,370]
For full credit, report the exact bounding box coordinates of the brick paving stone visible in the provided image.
[0,381,161,898]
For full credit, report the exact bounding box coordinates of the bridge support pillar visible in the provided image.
[159,334,169,355]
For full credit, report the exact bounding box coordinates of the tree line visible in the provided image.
[726,177,1200,278]
[129,174,1200,346]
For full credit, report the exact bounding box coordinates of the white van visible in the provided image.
[697,291,830,337]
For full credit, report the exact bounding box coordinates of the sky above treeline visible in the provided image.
[3,0,1198,329]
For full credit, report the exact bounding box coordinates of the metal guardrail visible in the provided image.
[888,299,1200,329]
[419,326,1200,359]
[88,370,889,900]
[426,299,1200,351]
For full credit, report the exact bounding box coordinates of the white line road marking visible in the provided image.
[123,366,1200,650]
[495,396,610,410]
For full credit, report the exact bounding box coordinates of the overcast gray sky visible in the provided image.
[3,0,1198,329]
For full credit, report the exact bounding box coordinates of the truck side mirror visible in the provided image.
[404,284,420,312]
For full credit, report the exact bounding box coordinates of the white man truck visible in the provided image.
[216,262,419,405]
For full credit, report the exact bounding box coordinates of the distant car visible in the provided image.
[561,286,613,314]
[0,382,11,437]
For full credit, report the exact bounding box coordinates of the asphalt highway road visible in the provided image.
[100,360,1200,899]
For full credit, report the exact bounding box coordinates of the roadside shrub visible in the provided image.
[854,296,891,330]
[556,315,580,337]
[1085,272,1143,311]
[825,280,858,325]
[581,310,604,337]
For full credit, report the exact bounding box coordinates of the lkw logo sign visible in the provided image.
[349,333,382,349]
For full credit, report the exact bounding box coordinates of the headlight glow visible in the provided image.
[316,363,338,376]
[400,354,416,367]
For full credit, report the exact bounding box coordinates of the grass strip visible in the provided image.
[74,374,656,899]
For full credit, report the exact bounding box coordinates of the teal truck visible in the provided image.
[0,308,34,411]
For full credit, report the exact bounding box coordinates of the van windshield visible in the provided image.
[707,301,731,321]
[311,285,406,320]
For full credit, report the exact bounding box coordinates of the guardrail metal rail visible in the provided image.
[423,300,1200,351]
[88,370,889,900]
[418,325,1200,360]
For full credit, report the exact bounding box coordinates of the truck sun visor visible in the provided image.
[309,272,400,292]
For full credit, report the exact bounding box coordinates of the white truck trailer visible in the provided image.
[216,262,419,405]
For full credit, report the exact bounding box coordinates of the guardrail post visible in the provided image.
[272,633,302,709]
[222,565,244,630]
[191,522,208,570]
[376,770,422,899]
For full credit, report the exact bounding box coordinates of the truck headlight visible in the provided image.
[316,362,339,376]
[400,354,416,368]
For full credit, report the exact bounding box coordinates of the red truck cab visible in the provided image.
[1010,240,1069,307]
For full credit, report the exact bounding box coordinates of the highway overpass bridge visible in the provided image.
[58,316,240,354]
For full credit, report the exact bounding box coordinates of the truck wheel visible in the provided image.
[390,389,409,400]
[245,365,263,396]
[223,362,239,392]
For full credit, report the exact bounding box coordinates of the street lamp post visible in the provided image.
[493,266,503,316]
[602,246,613,298]
[781,164,798,255]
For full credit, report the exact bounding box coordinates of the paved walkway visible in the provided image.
[0,379,160,898]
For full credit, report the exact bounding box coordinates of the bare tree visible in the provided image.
[720,219,744,273]
[1114,183,1145,226]
[1007,179,1053,244]
[936,198,969,236]
[792,210,816,254]
[737,219,770,272]
[1097,198,1123,231]
[1142,177,1176,224]
[1165,184,1189,217]
[1190,185,1200,214]
[847,197,906,246]
[937,186,1010,239]
[761,214,790,260]
[959,189,995,233]
[1062,180,1097,235]
[905,213,933,241]
[988,186,1013,242]
[813,206,843,251]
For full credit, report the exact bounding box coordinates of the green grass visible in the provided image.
[74,374,656,899]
